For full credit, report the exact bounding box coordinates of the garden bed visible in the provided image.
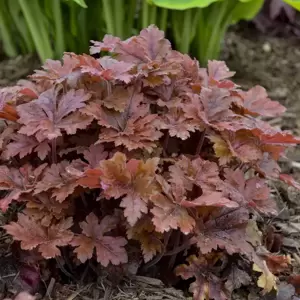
[1,26,300,300]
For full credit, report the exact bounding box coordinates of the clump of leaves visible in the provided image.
[0,25,299,299]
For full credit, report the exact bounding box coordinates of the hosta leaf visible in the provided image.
[147,0,220,10]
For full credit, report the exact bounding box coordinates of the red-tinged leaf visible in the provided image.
[157,107,196,140]
[71,213,128,266]
[99,85,133,112]
[17,79,48,99]
[256,152,281,177]
[0,86,23,109]
[82,89,162,152]
[99,152,159,225]
[83,144,108,168]
[252,128,300,145]
[262,254,291,274]
[183,88,236,130]
[0,125,16,150]
[279,173,300,190]
[217,130,264,164]
[127,216,163,263]
[77,169,102,188]
[288,274,300,294]
[120,193,148,227]
[225,264,252,294]
[169,156,221,193]
[3,134,50,160]
[193,208,253,255]
[182,192,239,209]
[25,193,70,227]
[208,60,235,82]
[31,53,80,83]
[226,117,300,146]
[113,25,171,64]
[90,35,121,54]
[99,152,131,199]
[17,87,91,141]
[220,124,288,164]
[34,161,68,193]
[4,214,73,258]
[223,169,277,215]
[34,160,85,202]
[235,86,286,117]
[79,56,113,82]
[99,57,135,83]
[0,164,47,211]
[57,111,93,135]
[0,103,19,122]
[150,177,195,234]
[175,254,228,300]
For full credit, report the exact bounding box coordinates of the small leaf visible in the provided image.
[253,262,277,294]
[176,254,228,300]
[4,214,74,258]
[71,213,128,266]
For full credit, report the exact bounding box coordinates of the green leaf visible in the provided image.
[147,0,220,10]
[231,0,264,24]
[68,0,87,8]
[283,0,300,11]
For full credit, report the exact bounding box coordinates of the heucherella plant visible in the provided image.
[0,26,299,299]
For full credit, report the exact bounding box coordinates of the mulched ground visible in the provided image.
[1,25,300,299]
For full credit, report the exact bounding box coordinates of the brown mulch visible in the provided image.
[0,55,39,88]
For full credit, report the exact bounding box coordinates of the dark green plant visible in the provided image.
[148,0,264,65]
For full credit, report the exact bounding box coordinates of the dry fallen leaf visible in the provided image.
[253,262,277,294]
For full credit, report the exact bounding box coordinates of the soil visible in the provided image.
[0,55,39,88]
[1,26,300,299]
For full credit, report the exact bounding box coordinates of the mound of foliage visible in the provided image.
[0,25,299,299]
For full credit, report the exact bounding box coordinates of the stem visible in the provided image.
[195,128,206,156]
[168,232,181,269]
[78,6,89,53]
[114,0,124,38]
[163,132,170,157]
[8,0,34,53]
[164,238,192,256]
[141,231,172,272]
[102,0,115,35]
[180,9,192,54]
[0,2,18,57]
[149,5,157,25]
[191,9,201,41]
[158,8,168,32]
[18,0,53,61]
[203,0,236,64]
[142,0,149,28]
[52,0,65,57]
[196,8,205,65]
[51,139,57,164]
[126,0,137,37]
[70,1,78,36]
[171,11,181,46]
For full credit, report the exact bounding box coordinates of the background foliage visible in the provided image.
[1,0,300,65]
